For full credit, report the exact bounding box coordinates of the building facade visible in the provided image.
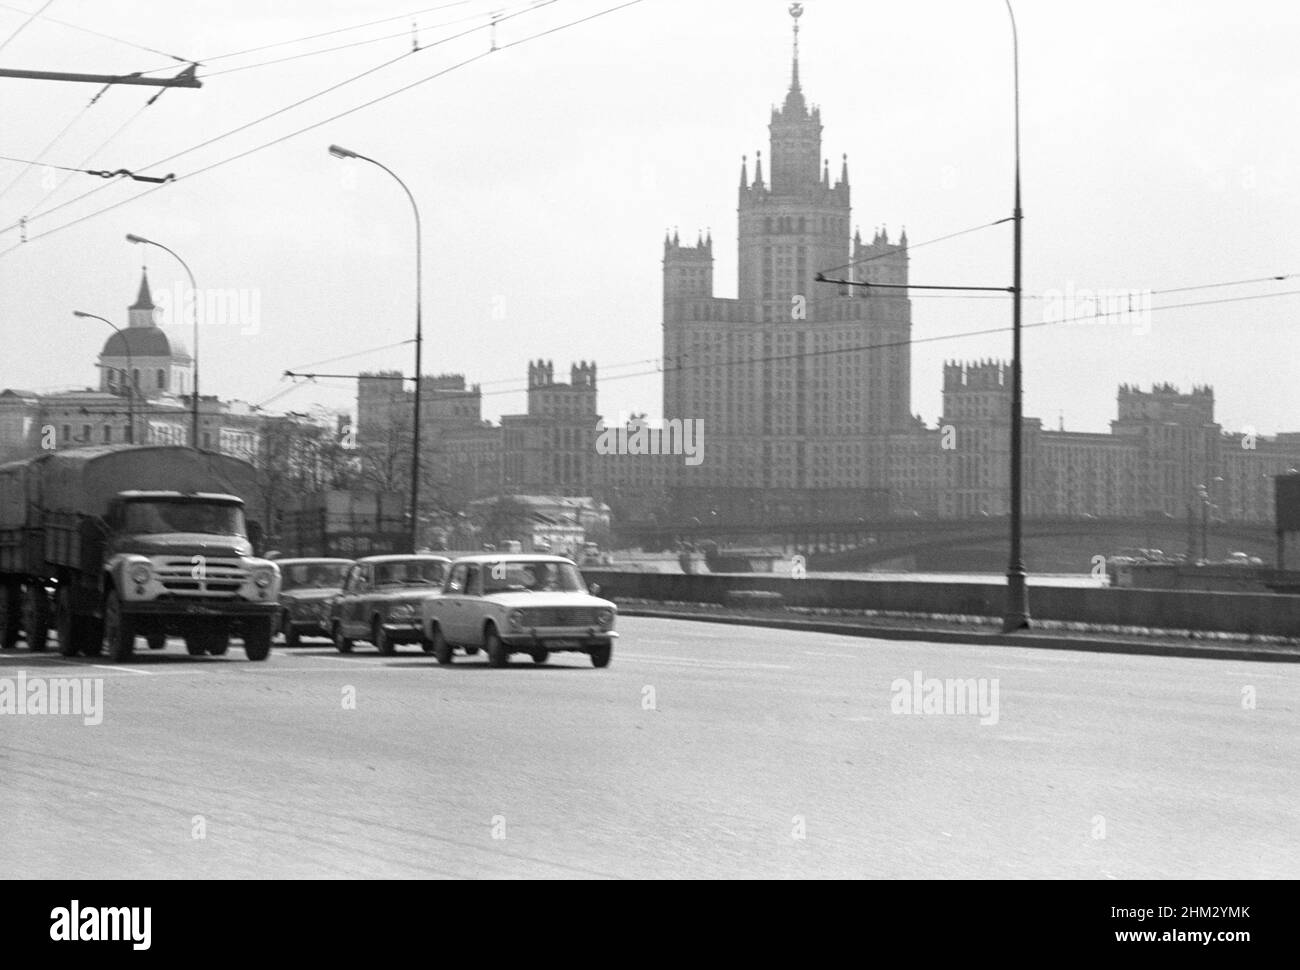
[660,7,907,523]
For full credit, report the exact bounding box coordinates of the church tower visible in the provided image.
[99,269,194,401]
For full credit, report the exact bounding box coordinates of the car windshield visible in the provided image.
[482,561,587,594]
[281,562,350,590]
[123,499,245,537]
[373,560,447,586]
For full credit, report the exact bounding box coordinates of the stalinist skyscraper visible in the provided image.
[662,2,913,523]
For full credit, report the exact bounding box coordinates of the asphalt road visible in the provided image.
[1,617,1296,879]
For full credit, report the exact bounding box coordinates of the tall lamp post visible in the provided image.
[125,234,200,448]
[328,143,425,554]
[74,310,136,443]
[1002,0,1029,631]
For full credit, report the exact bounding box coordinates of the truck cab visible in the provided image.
[94,490,281,661]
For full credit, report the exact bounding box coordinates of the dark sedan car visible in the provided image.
[329,555,451,655]
[276,558,353,646]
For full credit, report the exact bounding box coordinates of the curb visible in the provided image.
[619,608,1300,664]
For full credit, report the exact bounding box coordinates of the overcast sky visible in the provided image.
[1,0,1297,437]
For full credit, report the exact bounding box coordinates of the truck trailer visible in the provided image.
[0,445,281,661]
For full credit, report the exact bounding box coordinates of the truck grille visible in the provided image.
[154,557,249,598]
[520,606,600,627]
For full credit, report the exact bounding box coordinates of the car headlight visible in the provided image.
[389,602,416,619]
[253,567,275,588]
[596,608,614,630]
[128,563,151,585]
[508,609,525,632]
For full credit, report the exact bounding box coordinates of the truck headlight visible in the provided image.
[128,563,151,585]
[596,609,614,630]
[253,568,275,588]
[508,609,524,632]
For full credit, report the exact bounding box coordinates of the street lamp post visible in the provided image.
[125,234,200,448]
[1002,0,1030,632]
[328,144,424,554]
[74,310,136,443]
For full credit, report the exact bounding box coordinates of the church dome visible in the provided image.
[102,327,173,358]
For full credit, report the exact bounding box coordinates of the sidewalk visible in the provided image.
[618,603,1300,663]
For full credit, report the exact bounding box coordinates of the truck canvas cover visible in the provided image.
[38,446,267,523]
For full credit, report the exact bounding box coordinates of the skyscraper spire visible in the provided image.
[791,3,802,87]
[783,3,806,114]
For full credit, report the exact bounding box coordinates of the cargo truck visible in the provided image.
[0,445,281,662]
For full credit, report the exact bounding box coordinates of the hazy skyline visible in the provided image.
[1,0,1297,437]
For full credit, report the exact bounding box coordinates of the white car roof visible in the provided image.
[449,554,577,566]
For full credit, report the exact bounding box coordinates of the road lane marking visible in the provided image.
[86,664,152,675]
[620,653,792,671]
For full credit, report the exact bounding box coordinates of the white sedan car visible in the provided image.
[421,555,617,667]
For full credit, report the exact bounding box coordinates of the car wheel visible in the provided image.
[431,626,453,665]
[243,619,272,662]
[374,620,395,656]
[285,625,301,648]
[484,625,509,668]
[464,645,480,657]
[333,623,353,654]
[530,648,549,666]
[589,643,612,668]
[185,637,207,656]
[146,633,167,650]
[102,590,136,663]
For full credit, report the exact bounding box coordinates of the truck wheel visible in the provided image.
[0,583,20,650]
[464,645,480,656]
[485,625,509,668]
[243,620,272,662]
[589,643,612,668]
[431,626,453,665]
[146,633,167,650]
[530,648,549,666]
[374,620,395,656]
[22,584,51,652]
[102,591,136,663]
[207,638,230,656]
[333,623,353,654]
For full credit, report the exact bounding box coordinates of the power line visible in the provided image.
[134,0,481,75]
[442,285,1300,401]
[817,217,1012,277]
[200,11,493,79]
[0,0,647,255]
[0,0,559,238]
[14,87,170,222]
[0,0,192,61]
[0,83,110,205]
[0,0,52,55]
